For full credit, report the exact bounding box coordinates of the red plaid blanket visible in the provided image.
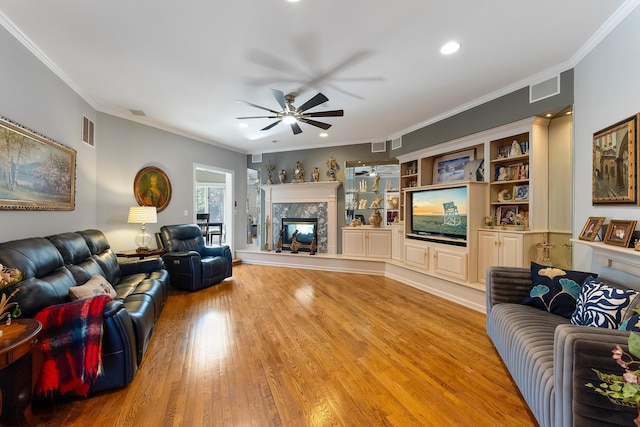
[34,295,111,397]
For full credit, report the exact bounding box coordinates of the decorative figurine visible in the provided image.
[372,175,380,192]
[290,230,300,254]
[312,167,320,182]
[265,161,275,185]
[263,215,271,251]
[275,229,283,253]
[327,156,338,181]
[369,209,382,228]
[279,169,286,184]
[510,140,523,157]
[293,161,304,183]
[358,199,368,209]
[309,232,317,255]
[369,194,383,209]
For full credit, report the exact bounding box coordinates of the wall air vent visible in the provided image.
[251,153,263,163]
[129,109,146,116]
[391,137,402,150]
[82,115,95,146]
[529,75,560,103]
[371,141,386,153]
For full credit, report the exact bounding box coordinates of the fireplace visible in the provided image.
[281,218,317,252]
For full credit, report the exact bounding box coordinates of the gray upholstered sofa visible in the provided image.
[486,266,638,427]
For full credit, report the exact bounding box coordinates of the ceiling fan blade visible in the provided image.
[236,115,279,119]
[270,88,288,111]
[297,92,329,113]
[261,121,281,131]
[291,122,303,135]
[303,110,344,118]
[298,117,332,130]
[236,100,280,114]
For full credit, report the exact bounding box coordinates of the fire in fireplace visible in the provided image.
[281,218,317,252]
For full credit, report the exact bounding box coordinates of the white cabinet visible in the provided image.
[404,239,468,282]
[342,227,391,258]
[477,229,545,283]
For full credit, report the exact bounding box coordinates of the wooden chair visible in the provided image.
[196,213,210,243]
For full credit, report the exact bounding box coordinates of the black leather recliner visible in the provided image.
[160,224,232,291]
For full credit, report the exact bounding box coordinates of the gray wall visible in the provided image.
[95,113,247,251]
[0,25,248,252]
[0,25,98,239]
[573,4,640,281]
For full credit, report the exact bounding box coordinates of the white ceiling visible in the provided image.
[0,0,635,154]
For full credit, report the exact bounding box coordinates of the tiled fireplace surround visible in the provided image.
[262,181,342,255]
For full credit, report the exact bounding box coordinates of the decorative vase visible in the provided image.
[515,225,525,231]
[369,209,382,228]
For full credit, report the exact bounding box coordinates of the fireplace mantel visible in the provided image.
[262,181,342,254]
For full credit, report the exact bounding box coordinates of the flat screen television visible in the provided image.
[409,186,468,244]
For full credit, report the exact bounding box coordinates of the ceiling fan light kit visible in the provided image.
[237,88,343,135]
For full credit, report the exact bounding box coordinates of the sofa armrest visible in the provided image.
[485,266,532,315]
[202,245,231,259]
[554,324,637,427]
[96,299,138,389]
[118,256,165,276]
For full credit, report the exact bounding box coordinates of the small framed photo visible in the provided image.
[497,205,519,225]
[603,219,637,247]
[513,185,529,201]
[579,216,605,241]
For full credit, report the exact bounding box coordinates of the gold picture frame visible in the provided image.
[0,116,76,210]
[592,114,638,204]
[603,219,637,248]
[134,166,172,212]
[578,216,605,241]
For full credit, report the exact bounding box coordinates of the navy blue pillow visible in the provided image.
[523,262,596,318]
[572,278,638,328]
[621,312,640,332]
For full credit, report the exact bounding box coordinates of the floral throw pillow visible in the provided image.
[522,262,595,318]
[620,312,640,332]
[571,278,638,329]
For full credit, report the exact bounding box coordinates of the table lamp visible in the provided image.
[128,206,157,251]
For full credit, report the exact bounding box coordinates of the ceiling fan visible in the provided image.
[236,89,344,135]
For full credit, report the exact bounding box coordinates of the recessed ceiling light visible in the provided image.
[440,41,461,55]
[545,113,553,118]
[238,122,248,128]
[319,132,328,138]
[287,0,300,2]
[565,111,573,115]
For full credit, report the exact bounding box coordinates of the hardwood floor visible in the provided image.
[28,264,537,426]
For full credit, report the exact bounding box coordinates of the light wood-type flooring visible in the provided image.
[27,264,537,426]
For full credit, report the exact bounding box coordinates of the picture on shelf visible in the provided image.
[464,159,485,182]
[433,149,475,183]
[513,185,529,201]
[578,216,605,241]
[603,219,637,247]
[497,206,518,225]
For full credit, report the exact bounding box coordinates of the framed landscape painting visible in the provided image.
[592,114,638,204]
[433,149,475,183]
[0,116,76,210]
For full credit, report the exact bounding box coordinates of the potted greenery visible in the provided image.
[483,216,495,229]
[513,213,526,231]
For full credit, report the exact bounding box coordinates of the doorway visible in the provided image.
[194,164,233,250]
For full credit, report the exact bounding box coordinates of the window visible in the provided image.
[196,184,225,223]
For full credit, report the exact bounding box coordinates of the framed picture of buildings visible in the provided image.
[592,114,638,204]
[0,116,76,210]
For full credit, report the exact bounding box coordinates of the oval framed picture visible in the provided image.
[133,166,172,212]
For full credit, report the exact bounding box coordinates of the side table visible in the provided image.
[116,248,165,260]
[0,318,42,424]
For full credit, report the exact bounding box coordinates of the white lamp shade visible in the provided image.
[128,206,157,224]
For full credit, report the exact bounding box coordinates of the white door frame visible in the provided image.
[193,163,234,252]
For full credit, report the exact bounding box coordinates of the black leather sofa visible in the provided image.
[160,224,232,291]
[0,229,169,395]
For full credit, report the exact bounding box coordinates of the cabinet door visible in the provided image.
[391,224,404,261]
[405,243,429,270]
[342,229,366,256]
[477,230,499,283]
[499,233,524,267]
[367,230,391,258]
[433,247,468,281]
